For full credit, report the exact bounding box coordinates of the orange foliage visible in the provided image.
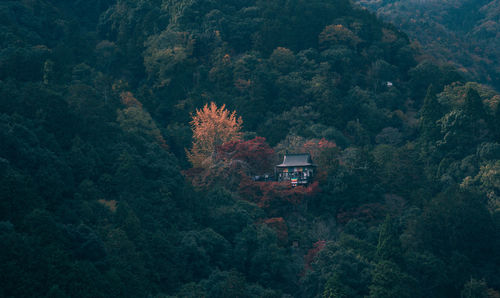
[187,102,243,168]
[184,137,273,189]
[217,137,275,174]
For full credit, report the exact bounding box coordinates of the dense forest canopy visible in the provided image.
[1,0,499,297]
[356,0,500,91]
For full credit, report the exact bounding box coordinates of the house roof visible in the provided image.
[276,153,316,167]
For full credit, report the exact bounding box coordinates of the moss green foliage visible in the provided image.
[1,0,500,297]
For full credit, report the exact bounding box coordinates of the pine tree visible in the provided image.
[493,102,500,139]
[463,87,484,121]
[462,87,486,144]
[420,85,442,142]
[376,215,402,263]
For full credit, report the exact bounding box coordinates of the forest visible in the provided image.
[356,0,500,91]
[1,0,499,297]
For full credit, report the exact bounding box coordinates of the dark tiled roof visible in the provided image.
[276,154,315,167]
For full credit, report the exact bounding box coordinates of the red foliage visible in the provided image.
[239,177,320,215]
[256,181,320,207]
[238,175,264,203]
[304,240,326,271]
[217,137,275,174]
[263,217,288,244]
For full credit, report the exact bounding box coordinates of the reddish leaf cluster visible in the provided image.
[185,137,275,189]
[217,137,275,174]
[239,177,319,215]
[304,240,326,271]
[263,217,288,245]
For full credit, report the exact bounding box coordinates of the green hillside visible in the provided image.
[1,0,499,297]
[357,0,500,91]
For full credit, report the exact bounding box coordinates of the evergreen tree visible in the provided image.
[369,261,415,298]
[494,103,500,139]
[463,87,485,122]
[323,273,351,298]
[419,85,442,142]
[376,215,402,263]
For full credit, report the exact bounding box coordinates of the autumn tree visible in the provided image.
[187,102,243,168]
[238,177,320,215]
[217,137,275,175]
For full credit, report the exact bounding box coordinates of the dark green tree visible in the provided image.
[369,260,415,298]
[376,215,402,263]
[463,87,484,120]
[460,278,489,298]
[419,85,443,142]
[323,273,352,298]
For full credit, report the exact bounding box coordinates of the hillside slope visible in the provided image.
[1,0,499,297]
[356,0,500,90]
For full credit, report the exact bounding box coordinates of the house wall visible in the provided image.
[276,166,314,182]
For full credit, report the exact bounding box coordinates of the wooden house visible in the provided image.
[275,153,316,186]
